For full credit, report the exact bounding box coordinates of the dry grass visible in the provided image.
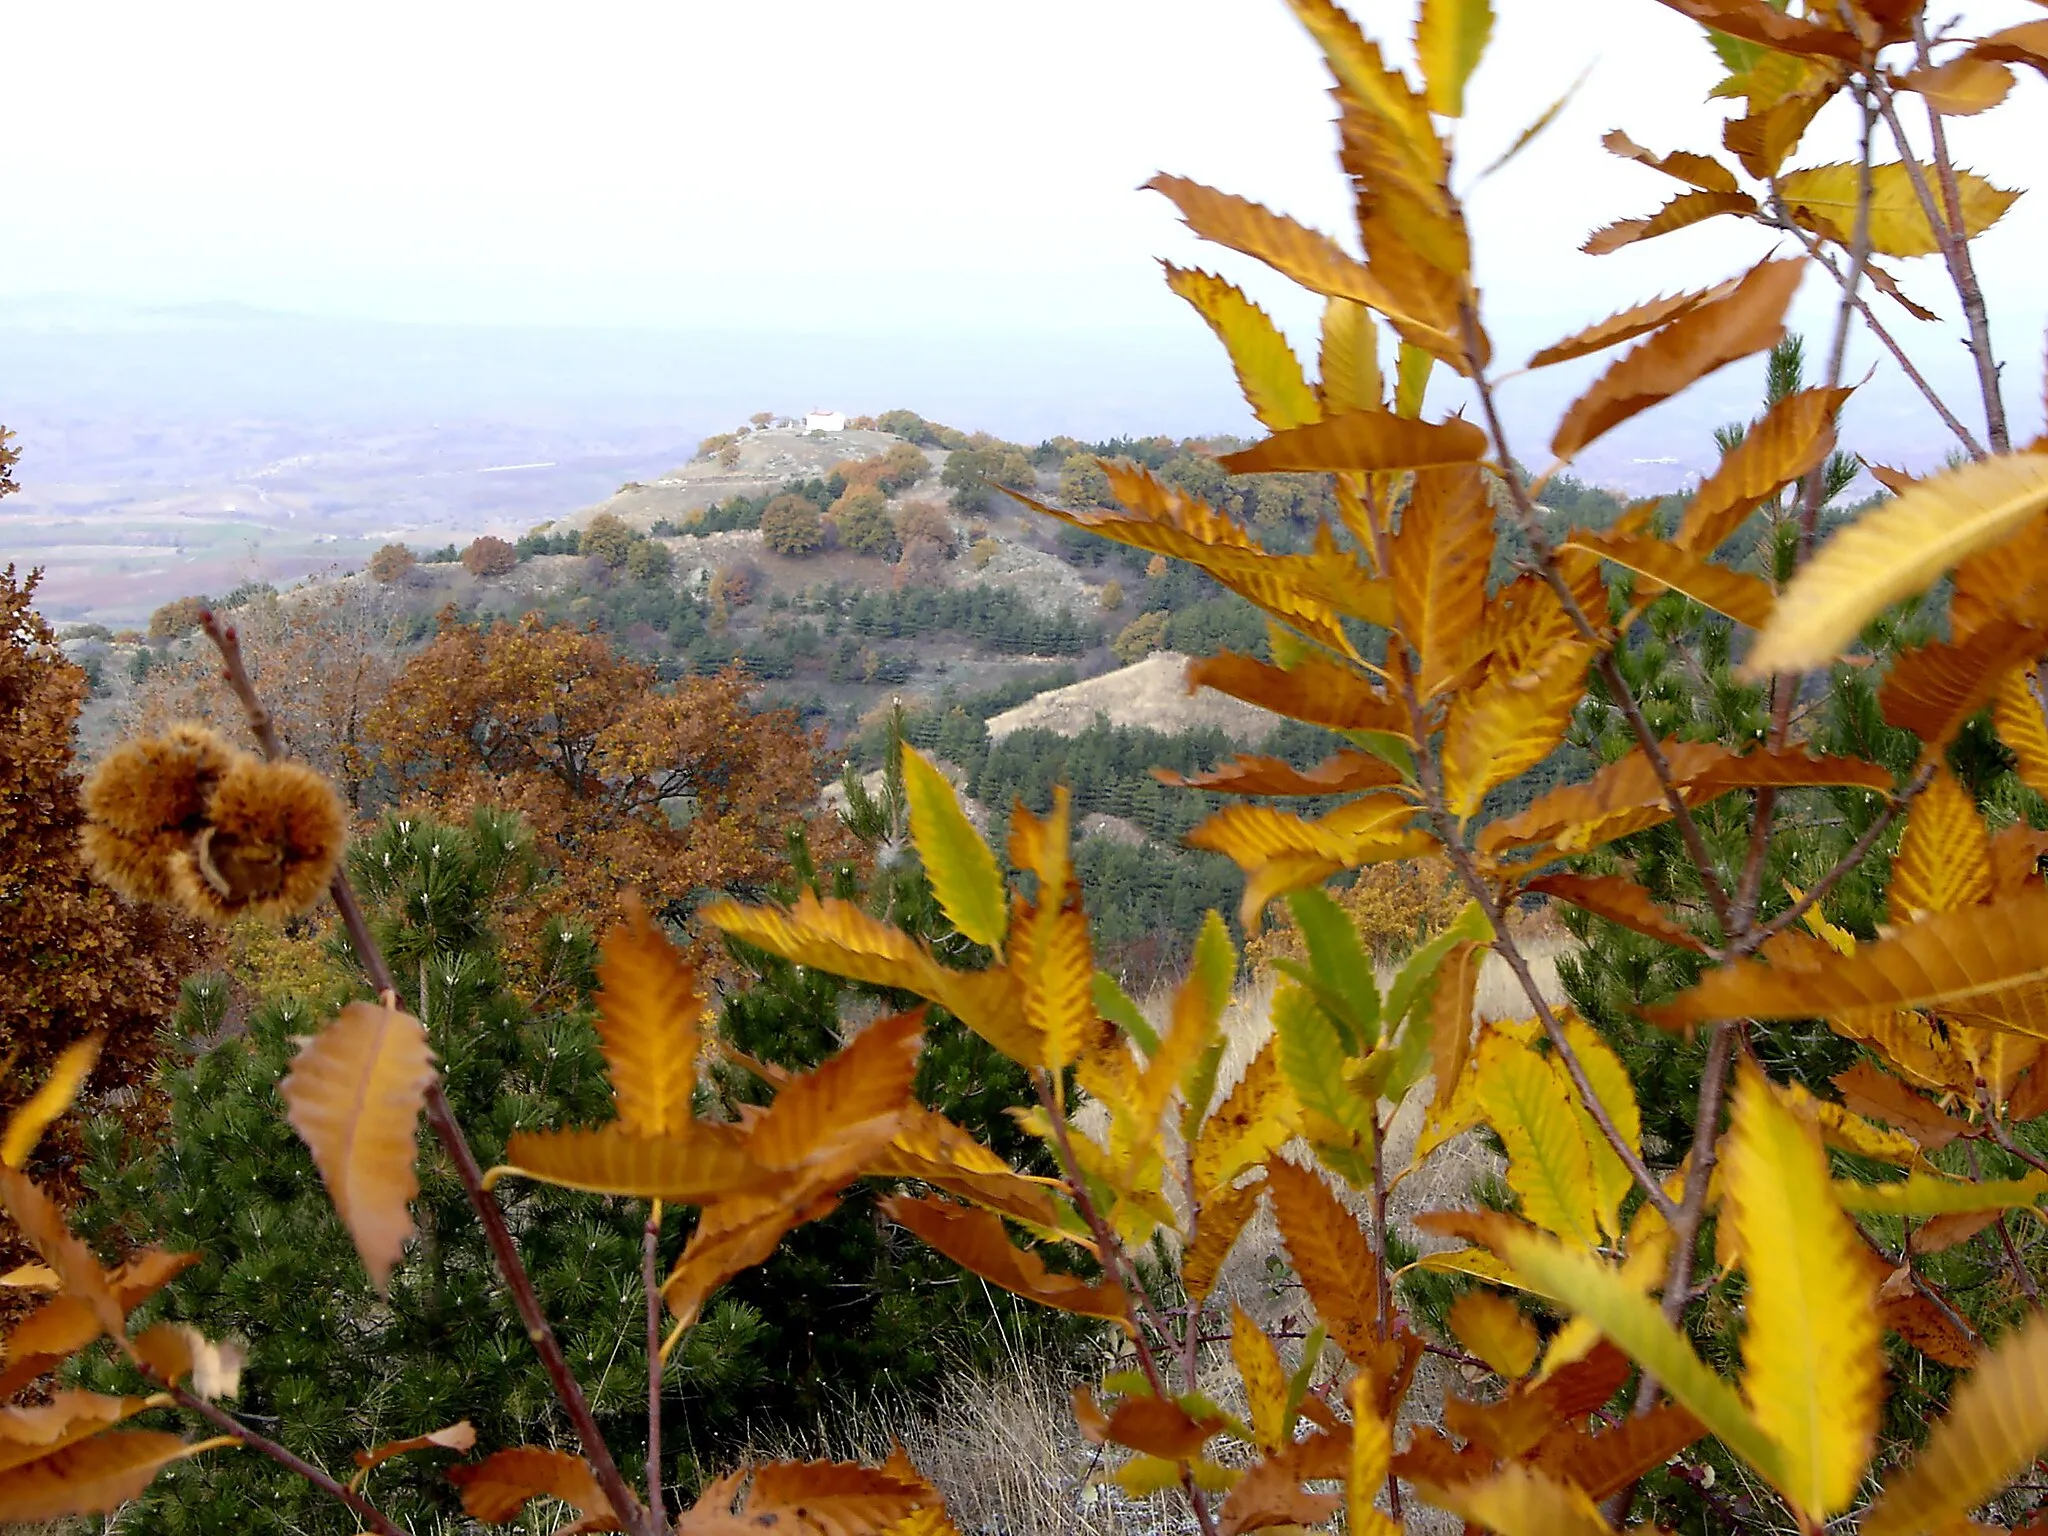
[740,1365,1198,1536]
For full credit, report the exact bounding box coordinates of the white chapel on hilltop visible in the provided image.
[804,409,847,433]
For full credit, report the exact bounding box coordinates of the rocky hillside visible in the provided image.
[985,650,1278,742]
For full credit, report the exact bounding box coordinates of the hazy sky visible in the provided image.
[7,1,2047,450]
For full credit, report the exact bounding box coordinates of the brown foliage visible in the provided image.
[833,490,897,558]
[0,568,209,1279]
[366,545,416,585]
[147,596,209,640]
[761,494,826,556]
[363,611,846,955]
[894,501,956,558]
[707,563,759,610]
[461,535,518,577]
[579,513,637,569]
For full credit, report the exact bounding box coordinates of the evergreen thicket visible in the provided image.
[75,757,1093,1530]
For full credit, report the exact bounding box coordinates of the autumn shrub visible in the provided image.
[894,501,956,558]
[627,538,675,583]
[707,562,759,611]
[1110,609,1168,663]
[462,535,519,577]
[941,442,1035,514]
[366,544,416,585]
[579,513,638,569]
[760,493,826,556]
[0,567,209,1286]
[877,442,930,493]
[833,489,898,558]
[149,594,211,638]
[124,586,400,810]
[363,610,836,959]
[1059,453,1112,508]
[1245,858,1467,970]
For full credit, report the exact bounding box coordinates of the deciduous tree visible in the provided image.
[126,588,401,810]
[579,513,637,569]
[367,545,416,585]
[894,501,956,558]
[150,595,210,639]
[832,489,897,558]
[364,612,843,957]
[1111,609,1169,663]
[461,535,518,577]
[760,493,825,556]
[0,566,208,1277]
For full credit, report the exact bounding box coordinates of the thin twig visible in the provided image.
[420,1082,652,1535]
[1910,14,2008,453]
[1367,1113,1403,1523]
[646,1201,667,1534]
[1727,763,1934,961]
[1661,1022,1740,1332]
[1797,85,1880,555]
[162,1381,407,1536]
[1864,1223,1986,1350]
[200,613,654,1536]
[1397,669,1680,1222]
[1996,1214,2043,1308]
[1455,304,1736,934]
[1029,1070,1221,1536]
[1869,67,2006,454]
[1978,1087,2048,1179]
[1775,219,1984,457]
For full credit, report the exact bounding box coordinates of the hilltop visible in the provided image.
[557,423,909,533]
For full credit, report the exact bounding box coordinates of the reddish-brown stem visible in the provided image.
[1179,1133,1203,1386]
[1366,1115,1403,1522]
[1455,305,1735,935]
[1911,16,2008,453]
[200,614,654,1536]
[1869,67,2007,453]
[1397,669,1680,1222]
[646,1203,668,1534]
[420,1083,651,1534]
[1029,1070,1221,1536]
[1776,217,1984,457]
[1974,1146,2048,1310]
[1725,763,1933,962]
[1821,87,1881,393]
[1728,783,1778,938]
[161,1381,406,1536]
[1796,86,1879,556]
[1978,1087,2048,1180]
[1626,1019,1742,1433]
[1997,1212,2044,1309]
[1659,1021,1740,1330]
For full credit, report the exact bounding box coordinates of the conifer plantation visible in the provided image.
[16,0,2048,1533]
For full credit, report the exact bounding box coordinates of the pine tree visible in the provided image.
[76,773,1094,1524]
[75,808,664,1533]
[685,711,1098,1464]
